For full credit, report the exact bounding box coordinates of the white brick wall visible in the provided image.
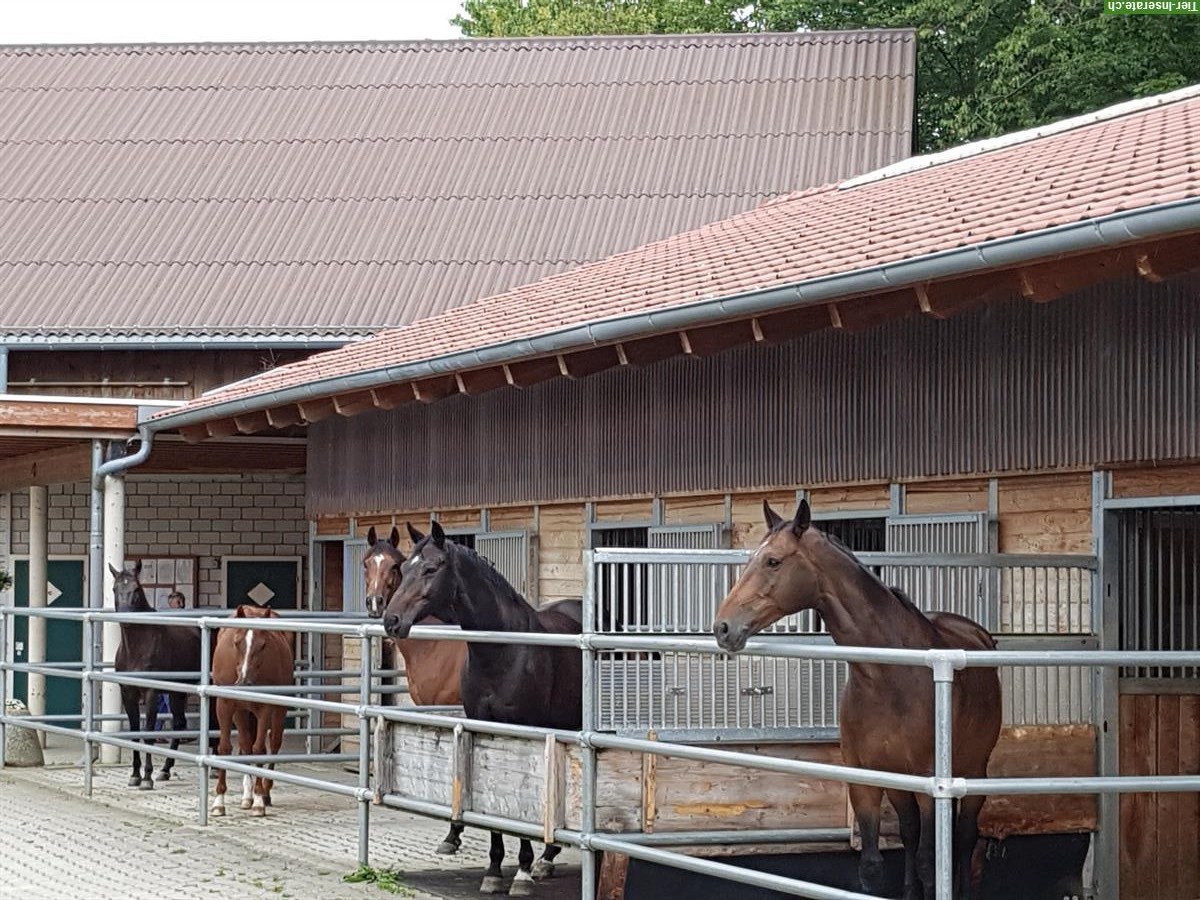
[6,475,307,608]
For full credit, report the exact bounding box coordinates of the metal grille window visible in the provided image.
[881,513,996,627]
[1119,507,1200,679]
[342,539,368,615]
[591,526,649,633]
[474,530,533,600]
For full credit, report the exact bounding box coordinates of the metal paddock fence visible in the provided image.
[1,547,1199,900]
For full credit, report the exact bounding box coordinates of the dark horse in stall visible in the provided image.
[111,561,203,788]
[383,521,582,896]
[713,500,1001,900]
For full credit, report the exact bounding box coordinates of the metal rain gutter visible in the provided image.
[143,196,1200,434]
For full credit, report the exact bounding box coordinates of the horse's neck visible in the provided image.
[449,565,537,636]
[811,543,936,650]
[119,619,163,662]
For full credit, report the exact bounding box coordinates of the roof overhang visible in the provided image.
[147,198,1200,443]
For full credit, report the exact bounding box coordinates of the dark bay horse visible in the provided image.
[364,525,468,856]
[112,562,201,789]
[713,500,1001,900]
[210,603,295,817]
[383,521,582,896]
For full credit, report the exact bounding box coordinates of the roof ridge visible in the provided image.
[0,29,914,56]
[840,82,1200,190]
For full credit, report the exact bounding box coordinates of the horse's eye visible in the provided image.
[766,557,781,569]
[422,565,437,576]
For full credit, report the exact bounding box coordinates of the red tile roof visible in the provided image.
[163,87,1200,422]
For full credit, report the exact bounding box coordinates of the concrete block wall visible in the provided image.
[6,475,307,607]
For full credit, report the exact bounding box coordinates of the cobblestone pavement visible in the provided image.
[1,743,580,900]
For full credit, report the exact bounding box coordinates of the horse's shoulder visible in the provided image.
[928,612,997,650]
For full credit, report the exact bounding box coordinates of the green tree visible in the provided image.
[452,0,1200,152]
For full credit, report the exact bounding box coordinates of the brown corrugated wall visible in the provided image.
[307,275,1200,516]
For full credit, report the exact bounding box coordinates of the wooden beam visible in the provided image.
[297,398,337,423]
[332,391,378,417]
[619,332,685,367]
[920,270,1022,319]
[753,305,830,343]
[233,410,271,435]
[1135,233,1200,283]
[204,418,240,439]
[0,399,137,431]
[411,376,458,403]
[457,367,509,396]
[560,346,622,379]
[179,423,210,444]
[505,356,563,388]
[264,405,302,429]
[1017,248,1125,304]
[370,385,414,411]
[0,443,90,492]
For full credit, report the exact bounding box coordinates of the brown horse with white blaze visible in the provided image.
[210,604,295,818]
[713,500,1001,900]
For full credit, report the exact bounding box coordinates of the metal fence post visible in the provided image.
[357,629,372,867]
[0,610,7,769]
[82,612,94,797]
[198,617,211,827]
[931,652,958,900]
[580,550,598,900]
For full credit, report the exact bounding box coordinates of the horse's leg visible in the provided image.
[437,821,465,855]
[139,689,160,788]
[480,832,505,894]
[262,705,285,808]
[249,708,270,817]
[234,709,256,810]
[914,793,937,900]
[530,843,561,880]
[890,790,922,900]
[508,839,535,896]
[157,691,187,781]
[122,688,143,788]
[210,700,233,817]
[850,783,886,895]
[953,795,986,900]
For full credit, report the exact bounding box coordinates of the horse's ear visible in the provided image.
[234,605,248,617]
[132,559,142,576]
[431,520,446,549]
[762,500,784,531]
[791,498,812,535]
[108,563,120,578]
[367,526,378,546]
[389,526,401,548]
[406,522,425,546]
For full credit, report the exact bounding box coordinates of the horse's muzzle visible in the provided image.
[365,595,385,619]
[382,613,412,639]
[714,618,751,653]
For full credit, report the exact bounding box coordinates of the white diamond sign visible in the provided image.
[46,581,62,604]
[247,582,276,605]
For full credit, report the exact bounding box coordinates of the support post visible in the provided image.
[581,550,599,900]
[357,630,372,867]
[0,610,7,768]
[1092,470,1119,900]
[28,485,48,745]
[100,473,126,764]
[82,612,95,796]
[84,439,104,770]
[198,617,211,826]
[931,654,957,900]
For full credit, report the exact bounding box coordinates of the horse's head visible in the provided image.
[228,603,283,686]
[363,525,405,618]
[109,561,152,613]
[714,499,823,653]
[382,521,455,639]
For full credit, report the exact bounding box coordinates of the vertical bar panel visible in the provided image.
[581,550,598,900]
[358,632,371,867]
[198,618,211,827]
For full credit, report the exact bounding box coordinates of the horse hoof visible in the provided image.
[127,777,142,788]
[250,805,266,818]
[530,860,555,881]
[210,805,226,817]
[436,841,460,856]
[155,770,171,782]
[240,799,253,810]
[509,871,534,896]
[138,779,155,791]
[480,876,505,894]
[859,857,885,895]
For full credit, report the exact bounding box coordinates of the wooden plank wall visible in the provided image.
[1119,693,1200,900]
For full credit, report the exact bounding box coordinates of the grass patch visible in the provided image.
[342,866,413,895]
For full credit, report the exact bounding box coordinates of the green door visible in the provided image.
[224,559,299,611]
[12,559,85,725]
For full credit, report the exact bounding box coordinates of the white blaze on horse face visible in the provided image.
[239,630,255,684]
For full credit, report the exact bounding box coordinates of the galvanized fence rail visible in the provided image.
[0,547,1197,900]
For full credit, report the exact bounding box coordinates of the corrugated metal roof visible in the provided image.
[163,87,1200,421]
[0,31,915,340]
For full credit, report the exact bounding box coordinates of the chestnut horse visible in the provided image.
[210,603,295,817]
[713,500,1001,900]
[383,521,581,896]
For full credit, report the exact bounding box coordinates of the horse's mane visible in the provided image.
[820,531,925,618]
[443,540,532,610]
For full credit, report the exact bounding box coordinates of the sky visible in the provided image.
[2,0,466,45]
